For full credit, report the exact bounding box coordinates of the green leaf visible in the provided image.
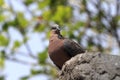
[17,12,28,28]
[46,31,50,39]
[42,10,51,20]
[31,69,43,75]
[0,76,4,80]
[3,21,18,31]
[75,22,85,28]
[38,0,50,9]
[12,41,22,50]
[23,36,29,43]
[0,0,4,6]
[21,76,30,80]
[34,24,45,32]
[24,0,33,6]
[0,51,5,68]
[2,22,9,31]
[0,35,9,46]
[46,66,58,77]
[52,5,72,24]
[0,15,5,22]
[82,0,86,5]
[38,49,48,65]
[0,58,4,68]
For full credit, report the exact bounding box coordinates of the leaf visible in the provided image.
[12,41,22,50]
[0,76,4,80]
[0,35,9,46]
[3,20,18,31]
[31,69,43,75]
[38,49,48,65]
[20,76,30,80]
[23,36,29,43]
[0,0,4,6]
[17,12,28,28]
[46,31,50,39]
[34,24,45,32]
[24,0,33,6]
[49,67,58,77]
[52,5,72,24]
[38,0,50,9]
[82,0,87,5]
[0,15,5,22]
[0,58,4,68]
[2,22,9,31]
[0,50,5,68]
[42,10,51,21]
[75,22,85,28]
[69,32,75,39]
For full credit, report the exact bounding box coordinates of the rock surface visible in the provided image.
[59,52,120,80]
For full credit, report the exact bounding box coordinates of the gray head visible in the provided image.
[50,24,60,31]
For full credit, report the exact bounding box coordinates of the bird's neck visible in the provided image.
[50,31,64,41]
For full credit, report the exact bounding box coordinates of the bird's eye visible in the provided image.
[50,25,60,31]
[52,27,56,29]
[51,27,57,30]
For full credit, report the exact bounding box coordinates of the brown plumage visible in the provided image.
[48,24,85,69]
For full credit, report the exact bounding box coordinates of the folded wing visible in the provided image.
[63,39,85,57]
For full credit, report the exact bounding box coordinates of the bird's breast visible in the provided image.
[48,39,64,55]
[48,38,71,69]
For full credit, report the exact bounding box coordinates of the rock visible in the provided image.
[59,52,120,80]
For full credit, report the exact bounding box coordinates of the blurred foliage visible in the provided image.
[0,35,9,46]
[0,76,5,80]
[0,0,120,80]
[38,50,48,65]
[12,40,22,50]
[0,51,5,68]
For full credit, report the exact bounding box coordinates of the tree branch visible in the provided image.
[5,56,38,66]
[25,43,38,59]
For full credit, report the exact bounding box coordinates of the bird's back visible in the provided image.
[63,39,85,57]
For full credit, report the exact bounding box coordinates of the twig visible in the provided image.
[20,0,35,17]
[5,56,38,66]
[25,43,37,59]
[15,51,30,57]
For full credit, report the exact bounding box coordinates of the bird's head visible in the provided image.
[50,24,61,34]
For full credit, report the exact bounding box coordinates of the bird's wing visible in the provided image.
[63,39,85,57]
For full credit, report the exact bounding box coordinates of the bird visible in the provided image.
[48,24,85,69]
